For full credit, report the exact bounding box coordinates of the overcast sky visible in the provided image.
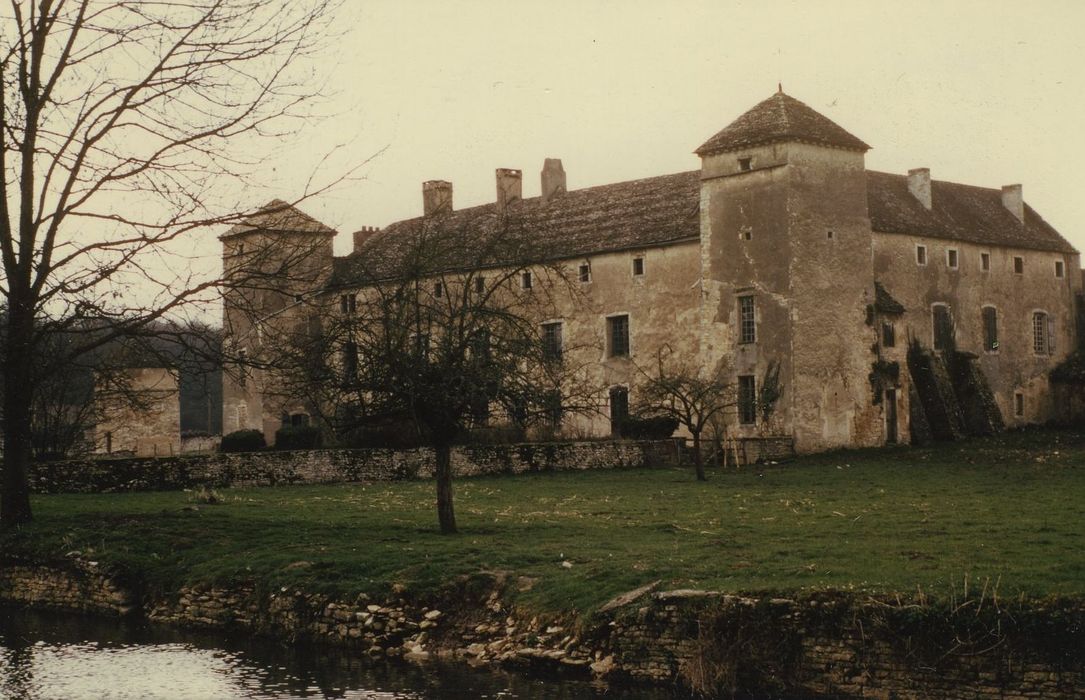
[228,0,1085,260]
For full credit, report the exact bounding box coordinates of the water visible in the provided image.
[0,607,685,699]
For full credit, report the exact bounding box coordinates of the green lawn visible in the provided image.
[3,429,1084,615]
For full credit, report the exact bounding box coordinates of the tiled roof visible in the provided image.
[695,92,870,155]
[866,171,1075,254]
[330,171,700,285]
[220,199,337,239]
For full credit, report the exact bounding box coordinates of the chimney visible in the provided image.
[1001,184,1024,223]
[907,168,932,210]
[352,226,380,252]
[423,180,452,216]
[495,168,522,211]
[541,158,567,205]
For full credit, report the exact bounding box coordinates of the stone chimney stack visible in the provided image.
[541,158,567,205]
[907,168,932,210]
[352,226,380,252]
[423,180,453,216]
[1002,184,1024,223]
[495,168,522,211]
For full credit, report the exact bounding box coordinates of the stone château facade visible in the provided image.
[221,90,1080,452]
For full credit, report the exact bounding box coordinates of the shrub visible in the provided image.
[275,424,322,451]
[219,429,266,453]
[621,415,679,439]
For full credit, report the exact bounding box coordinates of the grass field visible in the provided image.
[2,429,1083,615]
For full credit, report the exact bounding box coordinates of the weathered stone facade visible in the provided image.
[222,91,1079,453]
[93,367,181,457]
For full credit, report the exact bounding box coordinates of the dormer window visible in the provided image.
[738,157,752,171]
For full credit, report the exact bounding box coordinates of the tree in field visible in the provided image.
[1,0,339,526]
[633,345,736,481]
[270,213,598,534]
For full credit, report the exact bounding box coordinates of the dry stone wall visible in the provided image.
[28,440,676,494]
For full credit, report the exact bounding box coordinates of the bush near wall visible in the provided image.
[274,425,322,450]
[219,429,266,453]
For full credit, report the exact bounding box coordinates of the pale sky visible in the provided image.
[209,0,1085,262]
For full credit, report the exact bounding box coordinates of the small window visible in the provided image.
[947,249,958,269]
[542,321,563,361]
[607,315,630,358]
[981,252,991,272]
[827,230,835,240]
[882,322,896,348]
[1055,260,1065,278]
[738,375,757,425]
[982,307,999,352]
[433,282,443,298]
[738,296,756,344]
[475,276,485,294]
[1014,392,1024,418]
[609,386,629,435]
[1033,311,1053,355]
[340,294,357,314]
[238,243,245,256]
[738,157,752,171]
[1014,257,1024,274]
[521,271,533,289]
[578,262,591,283]
[632,257,645,276]
[916,245,927,266]
[740,229,752,241]
[341,341,359,383]
[237,349,247,388]
[293,293,303,303]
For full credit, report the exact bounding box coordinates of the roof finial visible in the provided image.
[777,82,783,94]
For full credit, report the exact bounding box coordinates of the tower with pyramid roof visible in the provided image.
[696,90,883,451]
[220,200,336,437]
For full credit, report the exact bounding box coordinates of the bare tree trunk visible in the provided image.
[692,430,706,481]
[2,308,35,526]
[435,442,457,534]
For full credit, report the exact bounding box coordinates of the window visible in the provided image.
[433,282,443,298]
[470,394,490,426]
[341,341,358,383]
[475,276,485,294]
[738,375,757,425]
[738,157,752,171]
[632,257,645,276]
[293,293,304,303]
[578,262,591,283]
[290,413,309,427]
[1014,392,1024,418]
[738,296,756,344]
[982,307,999,352]
[544,390,563,427]
[609,386,629,436]
[916,245,927,266]
[413,333,430,359]
[932,304,953,351]
[947,248,958,269]
[981,252,991,272]
[237,349,247,388]
[1014,257,1024,274]
[340,294,357,314]
[1033,311,1053,355]
[741,229,752,241]
[827,230,835,240]
[542,321,563,361]
[882,322,896,348]
[1056,260,1065,278]
[521,271,533,289]
[607,315,630,357]
[238,243,245,256]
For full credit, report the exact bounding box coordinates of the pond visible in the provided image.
[0,607,688,699]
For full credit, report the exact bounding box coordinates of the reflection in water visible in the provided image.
[0,607,684,699]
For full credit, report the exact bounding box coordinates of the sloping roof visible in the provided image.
[874,282,906,315]
[866,172,1075,254]
[696,92,870,156]
[220,199,337,240]
[330,171,700,286]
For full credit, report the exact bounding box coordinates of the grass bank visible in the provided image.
[2,429,1083,615]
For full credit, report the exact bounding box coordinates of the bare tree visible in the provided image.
[266,213,599,534]
[1,0,340,526]
[633,346,736,481]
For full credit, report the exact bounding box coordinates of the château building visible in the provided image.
[221,90,1080,452]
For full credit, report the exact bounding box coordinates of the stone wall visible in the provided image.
[1,564,1081,699]
[28,440,676,494]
